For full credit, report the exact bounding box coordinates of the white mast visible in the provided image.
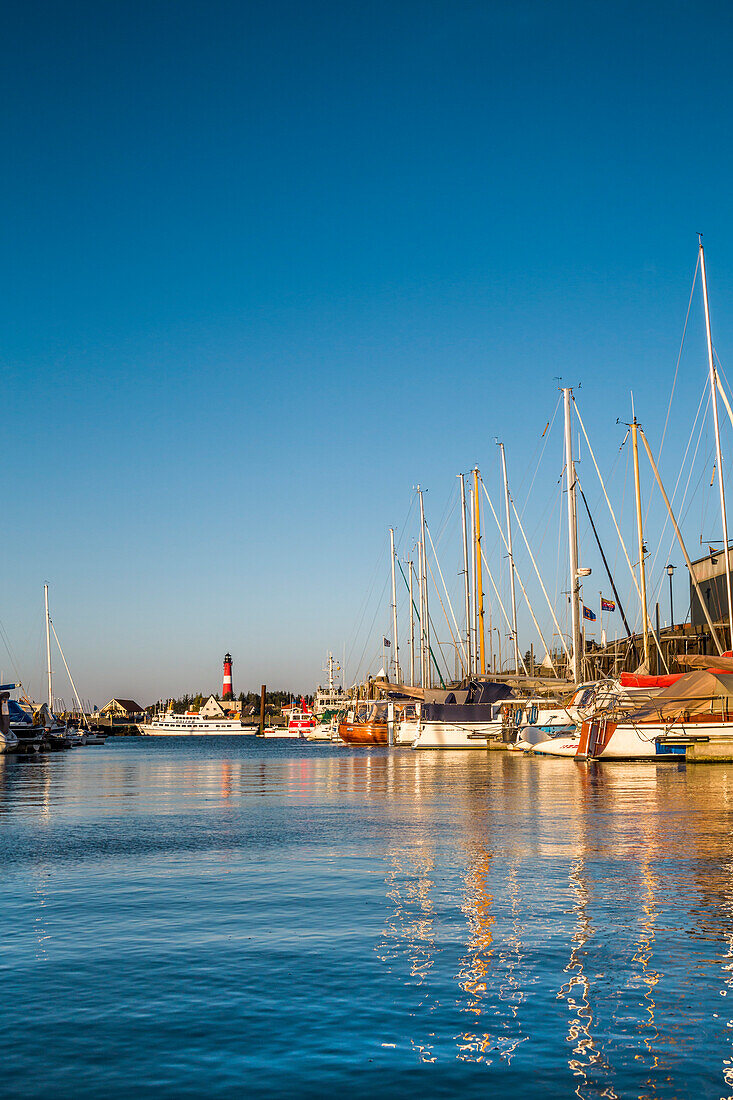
[324,652,335,692]
[417,537,426,686]
[459,473,472,678]
[563,389,582,683]
[408,557,415,686]
[498,442,520,674]
[631,406,649,666]
[469,484,477,674]
[700,235,733,645]
[389,527,401,683]
[418,486,431,688]
[44,583,53,710]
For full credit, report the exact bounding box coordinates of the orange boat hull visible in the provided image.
[338,721,388,745]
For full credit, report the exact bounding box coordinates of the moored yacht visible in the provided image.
[338,700,388,744]
[412,681,513,750]
[577,669,733,761]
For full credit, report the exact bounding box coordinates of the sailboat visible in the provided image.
[577,669,733,760]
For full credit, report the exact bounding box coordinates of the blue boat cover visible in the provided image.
[8,701,32,724]
[422,680,513,723]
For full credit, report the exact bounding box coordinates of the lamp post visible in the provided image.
[667,564,675,629]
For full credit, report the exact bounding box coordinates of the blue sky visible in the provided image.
[2,0,733,704]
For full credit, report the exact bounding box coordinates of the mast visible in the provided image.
[417,535,426,686]
[418,487,431,688]
[499,443,519,674]
[408,557,415,686]
[631,411,649,665]
[563,390,582,683]
[473,467,486,674]
[469,484,477,673]
[389,527,401,683]
[700,236,733,646]
[44,583,53,709]
[459,473,472,677]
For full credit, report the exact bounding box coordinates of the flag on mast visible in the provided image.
[383,637,391,647]
[582,606,597,621]
[601,597,616,613]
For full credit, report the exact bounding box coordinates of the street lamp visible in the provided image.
[667,564,675,628]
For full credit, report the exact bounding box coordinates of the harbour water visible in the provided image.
[3,738,733,1098]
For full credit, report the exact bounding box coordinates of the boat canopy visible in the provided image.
[422,680,513,723]
[8,701,31,724]
[626,670,733,721]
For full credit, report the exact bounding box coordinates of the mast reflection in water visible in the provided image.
[3,741,733,1098]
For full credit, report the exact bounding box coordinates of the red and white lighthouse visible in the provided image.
[222,653,234,699]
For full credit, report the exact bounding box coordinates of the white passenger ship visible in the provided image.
[140,713,253,735]
[140,696,253,736]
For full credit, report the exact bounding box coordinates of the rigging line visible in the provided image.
[646,382,709,588]
[49,620,89,727]
[348,491,417,671]
[0,617,28,698]
[638,426,724,654]
[644,251,700,525]
[434,493,459,547]
[478,471,551,665]
[509,494,570,665]
[576,480,635,647]
[348,487,417,675]
[554,475,564,631]
[425,553,465,677]
[425,522,468,667]
[345,532,389,672]
[571,394,669,672]
[393,490,418,555]
[351,573,390,686]
[679,445,715,528]
[478,540,529,675]
[518,393,563,519]
[395,559,446,687]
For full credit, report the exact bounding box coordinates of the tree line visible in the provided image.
[164,690,311,715]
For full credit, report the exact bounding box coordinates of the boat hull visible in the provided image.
[510,723,576,752]
[577,718,733,761]
[338,721,388,745]
[412,720,503,750]
[532,735,580,757]
[139,723,253,735]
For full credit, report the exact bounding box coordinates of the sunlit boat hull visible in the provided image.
[532,734,580,757]
[140,720,252,735]
[0,730,19,753]
[510,723,576,752]
[577,717,733,760]
[338,721,388,745]
[412,720,503,750]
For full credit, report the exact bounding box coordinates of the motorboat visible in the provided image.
[8,701,44,753]
[0,692,18,753]
[80,731,107,745]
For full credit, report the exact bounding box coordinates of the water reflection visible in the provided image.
[7,742,733,1096]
